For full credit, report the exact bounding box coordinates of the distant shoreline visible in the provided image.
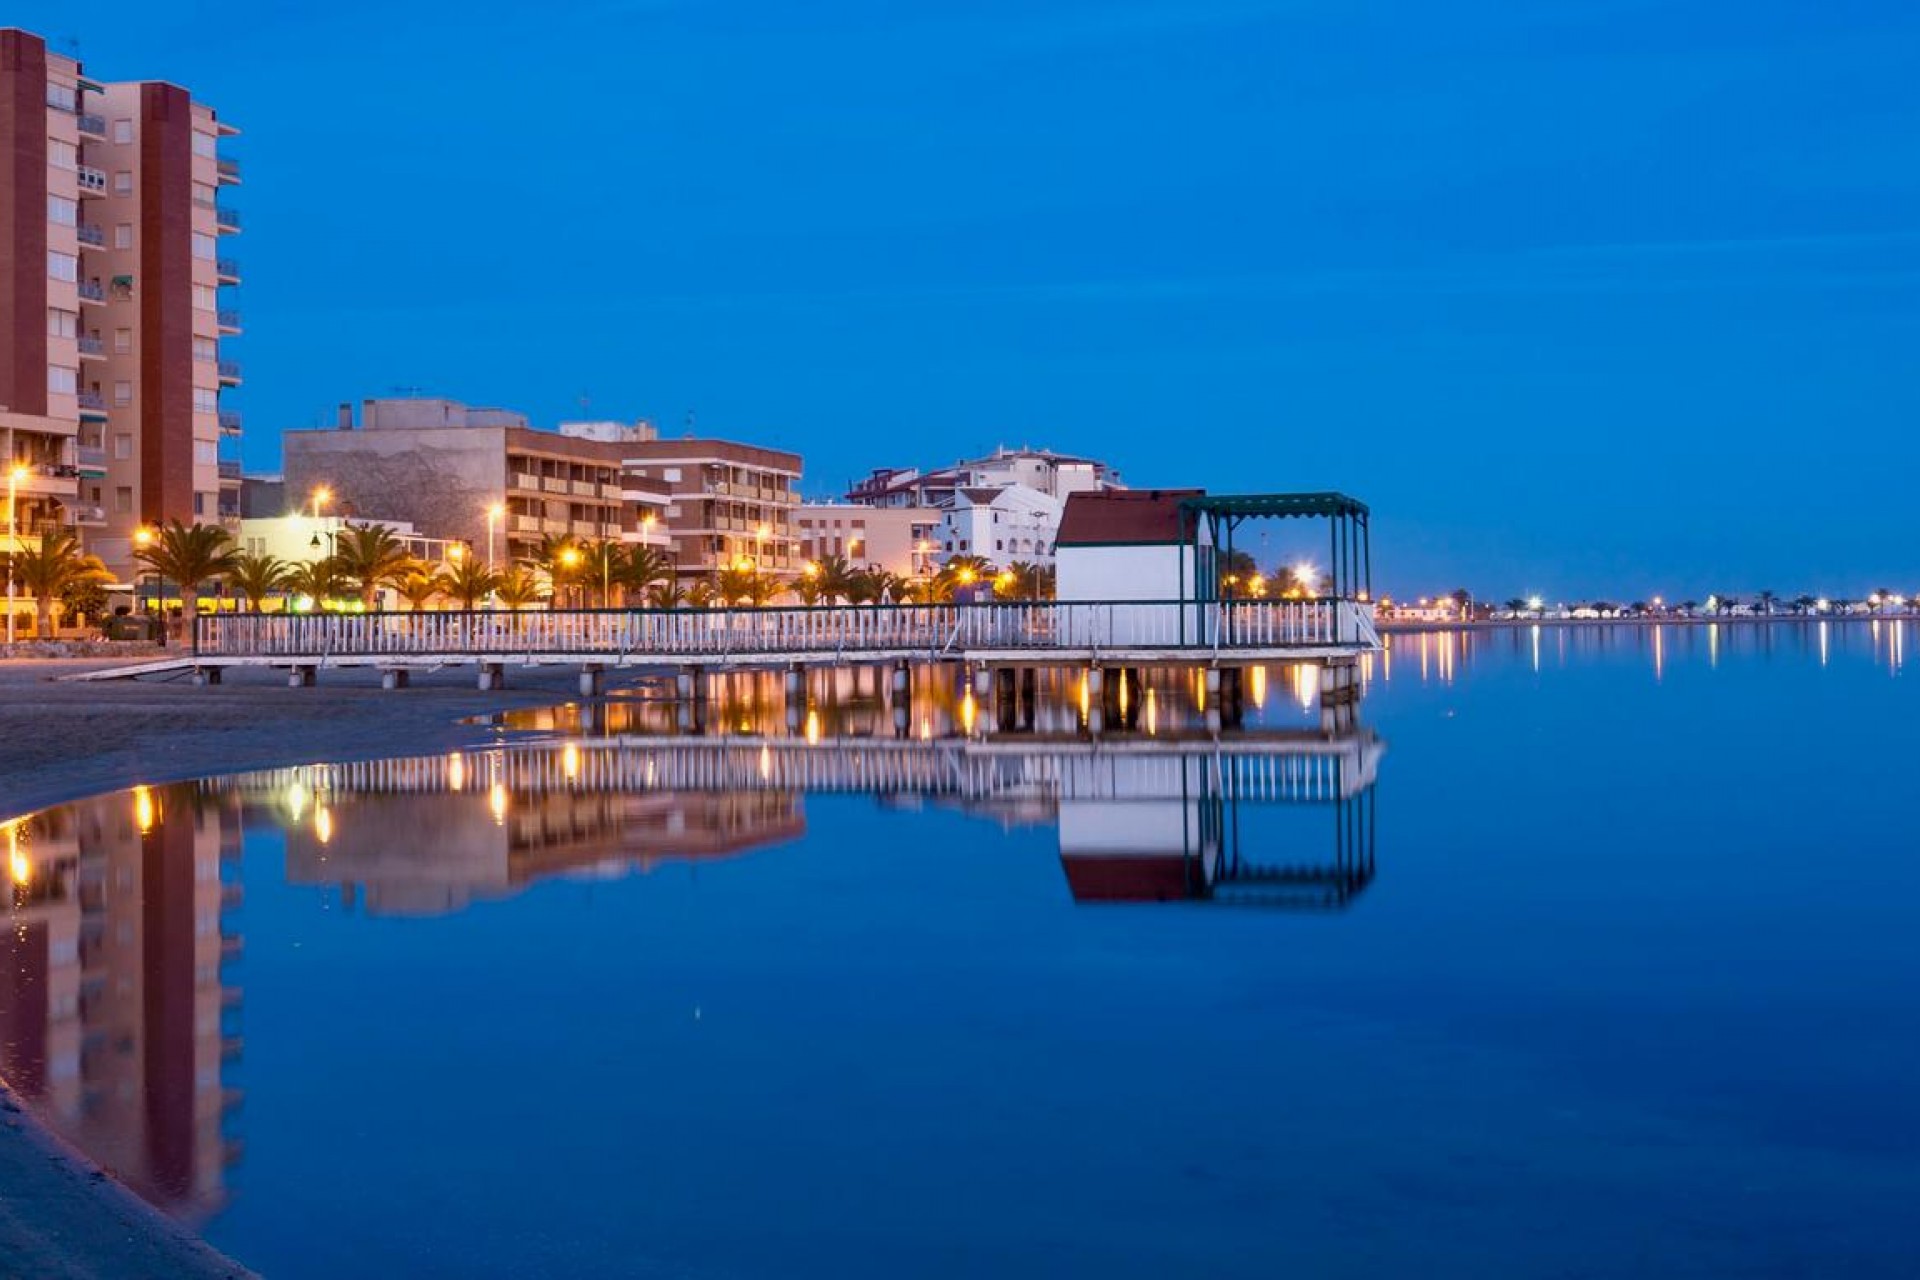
[1378,613,1917,635]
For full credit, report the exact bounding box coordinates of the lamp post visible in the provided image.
[559,546,582,609]
[5,463,26,646]
[132,525,158,638]
[485,503,505,609]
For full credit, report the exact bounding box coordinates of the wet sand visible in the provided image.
[0,659,626,1278]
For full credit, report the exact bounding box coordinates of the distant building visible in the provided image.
[937,485,1064,565]
[842,446,1122,572]
[845,446,1120,508]
[796,504,940,578]
[620,439,804,581]
[282,398,671,567]
[238,473,284,518]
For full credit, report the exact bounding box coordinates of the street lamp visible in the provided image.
[5,463,27,646]
[132,525,158,631]
[559,545,582,609]
[485,503,505,609]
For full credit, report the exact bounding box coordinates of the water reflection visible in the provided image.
[1,788,242,1221]
[1383,617,1910,683]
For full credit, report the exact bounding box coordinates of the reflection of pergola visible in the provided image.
[1180,493,1372,602]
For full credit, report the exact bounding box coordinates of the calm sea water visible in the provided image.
[3,621,1917,1278]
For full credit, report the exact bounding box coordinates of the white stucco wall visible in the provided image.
[1056,543,1197,601]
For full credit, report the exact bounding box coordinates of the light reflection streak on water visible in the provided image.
[1708,623,1719,670]
[1653,625,1664,683]
[1530,625,1541,674]
[1819,621,1829,668]
[1892,620,1905,676]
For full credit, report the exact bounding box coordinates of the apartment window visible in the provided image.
[191,232,216,261]
[193,388,217,413]
[49,366,78,395]
[192,181,216,209]
[113,435,132,459]
[49,139,76,170]
[113,119,133,144]
[663,468,682,482]
[193,337,217,363]
[113,380,132,406]
[194,441,216,465]
[89,485,101,503]
[114,486,132,513]
[48,250,78,282]
[48,309,79,339]
[47,83,78,112]
[48,194,78,226]
[113,170,133,195]
[191,131,216,159]
[192,285,216,310]
[114,224,133,250]
[113,327,132,354]
[193,492,206,516]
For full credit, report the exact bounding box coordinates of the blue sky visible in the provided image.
[27,0,1920,597]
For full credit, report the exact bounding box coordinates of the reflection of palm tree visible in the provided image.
[133,521,237,632]
[227,550,291,612]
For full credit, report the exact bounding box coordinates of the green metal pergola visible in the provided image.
[1180,492,1372,602]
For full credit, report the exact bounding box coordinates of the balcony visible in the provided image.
[217,459,243,481]
[216,257,241,283]
[76,391,106,413]
[77,280,106,305]
[217,156,241,184]
[218,410,242,435]
[217,359,242,385]
[76,165,107,196]
[217,308,242,334]
[215,207,241,232]
[76,222,106,248]
[78,112,107,138]
[68,504,106,527]
[77,335,105,360]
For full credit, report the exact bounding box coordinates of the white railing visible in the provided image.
[195,599,1381,660]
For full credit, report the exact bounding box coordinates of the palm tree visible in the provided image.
[686,579,717,609]
[793,570,826,606]
[1792,594,1818,615]
[285,557,348,608]
[717,565,777,607]
[332,524,416,609]
[227,550,292,612]
[1217,549,1258,599]
[528,532,578,609]
[1714,594,1739,617]
[133,520,236,633]
[619,546,675,606]
[393,569,442,612]
[998,561,1055,600]
[494,568,546,610]
[12,532,112,637]
[813,553,858,604]
[1503,597,1527,616]
[1755,589,1777,616]
[436,558,501,610]
[644,578,687,609]
[572,539,621,609]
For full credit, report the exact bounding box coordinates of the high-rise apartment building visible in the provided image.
[1,27,241,581]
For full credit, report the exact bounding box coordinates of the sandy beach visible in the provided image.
[0,660,629,1278]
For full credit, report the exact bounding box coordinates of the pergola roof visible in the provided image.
[1180,492,1370,520]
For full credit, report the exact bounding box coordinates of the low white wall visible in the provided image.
[1056,544,1192,602]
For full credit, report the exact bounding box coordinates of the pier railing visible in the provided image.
[194,599,1379,661]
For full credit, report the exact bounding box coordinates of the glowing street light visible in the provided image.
[485,502,505,608]
[309,485,332,520]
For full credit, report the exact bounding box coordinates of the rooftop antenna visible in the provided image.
[684,408,696,437]
[578,392,591,417]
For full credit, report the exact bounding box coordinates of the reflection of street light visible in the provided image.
[5,463,26,646]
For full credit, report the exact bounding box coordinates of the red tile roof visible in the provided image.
[1055,489,1204,546]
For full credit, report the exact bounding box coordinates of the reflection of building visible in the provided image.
[1,783,242,1221]
[257,759,805,916]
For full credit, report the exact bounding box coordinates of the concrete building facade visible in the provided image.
[936,485,1064,565]
[795,503,939,578]
[621,439,803,580]
[282,399,671,569]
